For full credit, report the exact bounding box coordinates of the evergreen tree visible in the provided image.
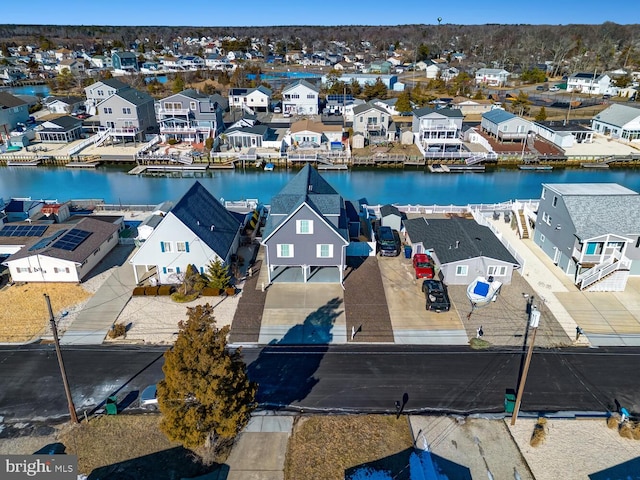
[172,74,185,94]
[395,91,412,113]
[206,259,232,290]
[535,106,548,122]
[158,304,256,449]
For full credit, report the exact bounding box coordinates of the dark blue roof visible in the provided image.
[171,181,241,260]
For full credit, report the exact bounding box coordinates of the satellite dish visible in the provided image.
[437,17,442,25]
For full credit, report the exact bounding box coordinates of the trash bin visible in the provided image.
[504,391,516,414]
[105,395,118,415]
[404,245,412,259]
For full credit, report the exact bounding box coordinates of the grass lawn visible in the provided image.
[60,415,213,479]
[0,282,91,342]
[285,415,414,480]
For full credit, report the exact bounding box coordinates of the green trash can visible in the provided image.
[504,392,516,414]
[105,395,118,415]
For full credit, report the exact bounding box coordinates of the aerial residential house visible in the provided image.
[224,124,277,149]
[0,92,29,132]
[352,102,391,143]
[412,107,464,152]
[450,97,494,116]
[97,88,158,141]
[45,96,85,115]
[55,58,86,76]
[3,198,44,222]
[1,217,120,283]
[90,55,113,69]
[325,94,355,115]
[129,181,243,285]
[156,89,224,144]
[590,104,640,142]
[287,119,343,151]
[282,80,320,115]
[424,62,459,81]
[228,86,272,112]
[53,48,73,61]
[404,216,520,285]
[481,109,534,142]
[36,116,84,143]
[112,51,139,72]
[532,121,594,148]
[474,68,510,87]
[566,72,611,95]
[533,183,640,291]
[261,164,349,284]
[84,78,131,114]
[178,55,205,70]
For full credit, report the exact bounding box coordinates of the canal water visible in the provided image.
[1,166,640,206]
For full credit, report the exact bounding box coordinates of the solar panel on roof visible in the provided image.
[29,229,68,251]
[52,228,91,251]
[0,225,47,237]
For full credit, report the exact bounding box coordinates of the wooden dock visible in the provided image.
[128,164,209,175]
[317,164,348,170]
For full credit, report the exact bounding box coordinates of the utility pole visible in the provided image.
[44,293,79,424]
[511,306,541,426]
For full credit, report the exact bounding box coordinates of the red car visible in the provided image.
[412,253,435,279]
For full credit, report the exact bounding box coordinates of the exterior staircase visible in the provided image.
[518,210,529,239]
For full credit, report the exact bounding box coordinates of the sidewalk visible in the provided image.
[60,246,137,345]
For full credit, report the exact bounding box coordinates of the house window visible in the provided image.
[122,107,131,114]
[542,212,551,226]
[16,267,31,273]
[540,234,545,243]
[307,94,315,99]
[97,90,104,96]
[54,267,71,273]
[277,244,294,258]
[296,219,313,234]
[585,242,602,255]
[607,241,624,252]
[103,107,112,114]
[190,101,197,111]
[455,265,468,276]
[636,237,640,248]
[177,241,190,252]
[161,241,172,253]
[552,196,558,207]
[487,265,507,277]
[317,244,333,258]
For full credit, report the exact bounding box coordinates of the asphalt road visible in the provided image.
[0,345,638,422]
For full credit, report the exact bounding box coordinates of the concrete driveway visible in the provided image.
[376,255,468,345]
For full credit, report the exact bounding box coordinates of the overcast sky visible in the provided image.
[3,0,634,27]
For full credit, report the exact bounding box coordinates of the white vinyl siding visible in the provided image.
[296,219,313,234]
[455,265,468,276]
[316,244,333,258]
[277,244,294,258]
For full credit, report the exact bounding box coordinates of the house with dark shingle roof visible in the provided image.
[157,89,225,144]
[261,164,349,284]
[84,78,131,113]
[412,106,464,152]
[1,217,120,283]
[404,216,519,285]
[0,91,29,131]
[282,79,320,115]
[129,181,243,285]
[534,183,640,291]
[37,116,83,143]
[96,88,158,140]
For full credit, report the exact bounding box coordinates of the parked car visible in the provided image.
[139,384,158,410]
[412,253,435,279]
[536,85,545,91]
[549,86,560,92]
[376,226,401,257]
[422,279,451,312]
[273,106,281,113]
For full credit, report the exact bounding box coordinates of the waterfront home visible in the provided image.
[282,79,320,115]
[412,107,464,153]
[1,217,120,283]
[566,72,611,95]
[532,120,594,149]
[156,89,225,144]
[84,78,131,115]
[481,109,533,142]
[287,119,343,151]
[590,104,640,142]
[533,183,640,291]
[96,88,159,141]
[352,102,391,144]
[45,96,85,115]
[0,92,29,131]
[36,116,83,143]
[129,182,243,285]
[474,68,510,87]
[228,86,272,113]
[261,164,349,284]
[112,51,139,72]
[3,198,44,223]
[326,94,355,115]
[224,124,279,149]
[404,216,519,285]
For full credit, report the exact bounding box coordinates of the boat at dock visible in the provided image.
[428,164,451,173]
[581,162,610,168]
[518,165,553,171]
[263,163,275,171]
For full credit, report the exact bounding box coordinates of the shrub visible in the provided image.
[631,422,640,440]
[158,285,174,296]
[167,138,180,145]
[132,286,145,296]
[619,422,634,439]
[469,337,491,350]
[202,287,221,296]
[145,286,159,296]
[607,413,621,429]
[108,322,127,339]
[530,418,547,447]
[225,286,236,296]
[171,292,199,303]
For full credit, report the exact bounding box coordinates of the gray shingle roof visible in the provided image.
[283,79,320,93]
[482,109,516,124]
[545,183,640,240]
[592,104,640,128]
[404,217,519,265]
[170,181,241,260]
[116,88,154,106]
[0,92,27,108]
[353,103,387,115]
[45,116,83,129]
[380,204,402,218]
[98,78,130,90]
[413,106,463,118]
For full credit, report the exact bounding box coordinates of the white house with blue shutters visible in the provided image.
[129,182,244,285]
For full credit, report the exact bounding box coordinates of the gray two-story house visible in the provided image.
[352,102,390,143]
[84,78,131,115]
[412,107,464,153]
[261,164,349,284]
[112,51,139,72]
[156,89,225,144]
[533,183,640,291]
[0,92,29,132]
[96,88,158,141]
